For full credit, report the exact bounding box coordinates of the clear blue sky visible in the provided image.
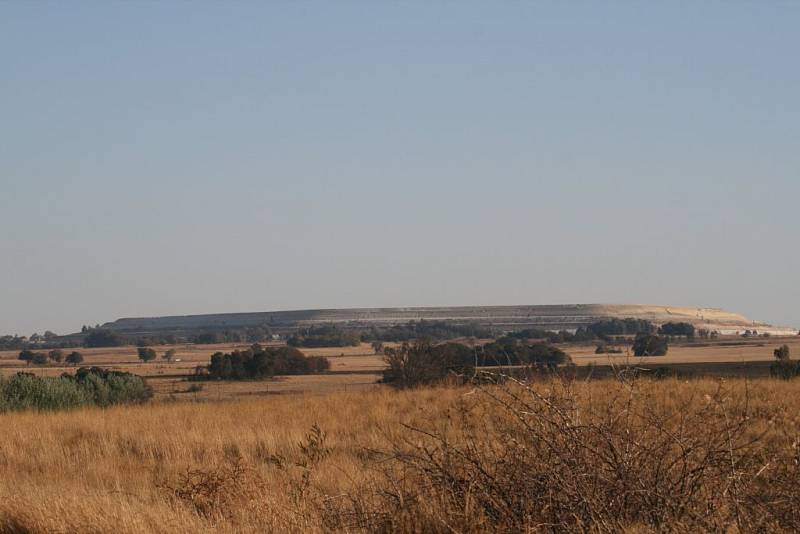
[2,2,798,335]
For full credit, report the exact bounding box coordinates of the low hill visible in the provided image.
[91,304,796,338]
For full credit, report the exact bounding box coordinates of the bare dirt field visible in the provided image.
[2,337,798,400]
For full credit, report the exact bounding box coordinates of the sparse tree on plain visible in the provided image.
[632,333,668,357]
[163,349,177,362]
[137,347,157,363]
[774,344,791,361]
[65,351,84,366]
[18,350,34,366]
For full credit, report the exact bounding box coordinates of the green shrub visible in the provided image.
[771,345,798,379]
[382,341,475,388]
[0,373,90,411]
[0,368,151,412]
[84,329,124,348]
[477,339,572,369]
[287,325,361,348]
[774,344,791,360]
[65,351,84,365]
[137,346,157,362]
[204,345,330,380]
[658,322,696,338]
[633,333,669,356]
[73,367,153,406]
[770,360,800,379]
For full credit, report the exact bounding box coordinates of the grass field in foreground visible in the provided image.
[2,377,800,532]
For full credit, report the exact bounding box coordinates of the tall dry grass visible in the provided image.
[0,377,799,532]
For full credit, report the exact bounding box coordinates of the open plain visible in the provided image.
[2,337,799,400]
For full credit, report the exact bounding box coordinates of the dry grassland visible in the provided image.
[1,377,800,532]
[0,342,388,400]
[567,337,800,365]
[3,338,799,397]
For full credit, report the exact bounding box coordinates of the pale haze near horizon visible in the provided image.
[1,2,798,335]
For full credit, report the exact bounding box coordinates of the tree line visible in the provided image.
[195,345,330,381]
[19,349,84,366]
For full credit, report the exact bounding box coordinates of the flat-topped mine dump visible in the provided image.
[98,304,796,337]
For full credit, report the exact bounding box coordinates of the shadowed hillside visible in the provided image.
[91,304,795,339]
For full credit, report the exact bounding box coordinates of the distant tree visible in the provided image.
[771,344,799,379]
[595,343,623,354]
[43,330,58,341]
[371,341,384,354]
[365,320,495,343]
[202,345,329,380]
[475,338,573,370]
[633,334,668,357]
[31,352,49,365]
[382,341,475,388]
[659,322,695,339]
[48,349,64,363]
[0,335,27,351]
[583,318,656,338]
[137,347,157,363]
[18,349,35,365]
[66,351,84,366]
[774,344,791,361]
[193,331,223,344]
[288,325,361,348]
[84,329,124,348]
[163,349,177,362]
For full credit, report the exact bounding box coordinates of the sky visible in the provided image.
[1,2,799,335]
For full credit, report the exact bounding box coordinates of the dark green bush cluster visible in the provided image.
[478,338,572,369]
[19,349,84,366]
[191,324,274,345]
[595,343,624,354]
[771,344,800,379]
[0,367,151,412]
[577,318,656,339]
[382,341,476,388]
[83,329,125,348]
[137,346,157,362]
[659,321,696,338]
[504,318,657,345]
[287,325,361,348]
[72,367,153,406]
[633,333,669,356]
[202,345,330,380]
[362,320,494,343]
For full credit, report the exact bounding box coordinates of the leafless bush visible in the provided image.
[327,373,800,532]
[159,454,251,519]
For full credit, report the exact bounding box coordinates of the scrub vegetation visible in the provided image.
[2,375,800,532]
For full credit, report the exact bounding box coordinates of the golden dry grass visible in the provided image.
[1,377,800,532]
